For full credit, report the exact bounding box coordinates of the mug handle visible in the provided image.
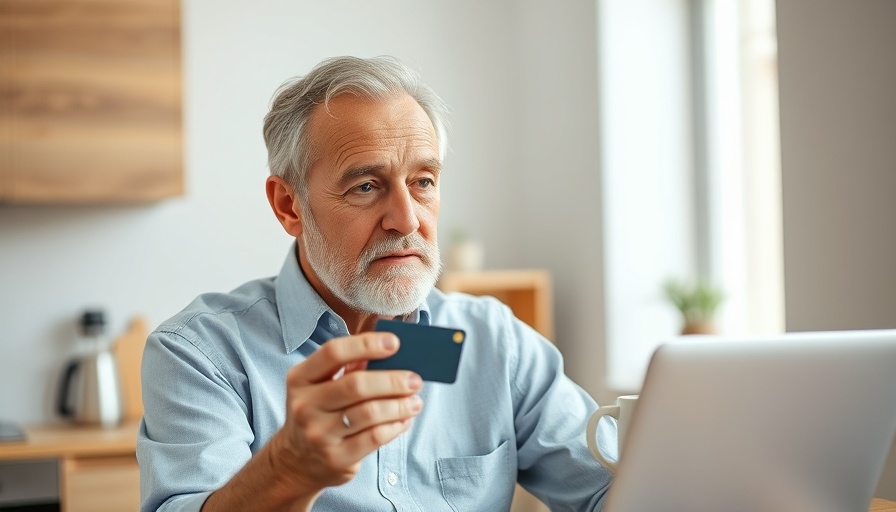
[586,404,619,473]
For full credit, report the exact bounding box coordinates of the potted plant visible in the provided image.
[662,278,725,335]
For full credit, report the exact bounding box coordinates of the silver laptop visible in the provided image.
[602,329,896,512]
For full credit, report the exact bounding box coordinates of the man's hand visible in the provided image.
[272,332,424,493]
[201,332,423,512]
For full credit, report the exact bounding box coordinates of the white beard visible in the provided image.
[300,206,441,316]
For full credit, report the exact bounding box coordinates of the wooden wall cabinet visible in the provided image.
[0,0,183,203]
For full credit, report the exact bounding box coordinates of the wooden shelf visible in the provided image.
[438,269,554,339]
[872,499,896,511]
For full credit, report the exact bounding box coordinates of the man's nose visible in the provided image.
[381,186,421,235]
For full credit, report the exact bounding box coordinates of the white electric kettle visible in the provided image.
[57,310,123,427]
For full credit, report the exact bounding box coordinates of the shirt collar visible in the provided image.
[274,242,433,353]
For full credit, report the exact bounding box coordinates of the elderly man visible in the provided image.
[138,55,612,511]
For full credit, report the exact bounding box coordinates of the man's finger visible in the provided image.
[340,419,414,461]
[320,371,423,412]
[339,395,424,434]
[290,332,399,385]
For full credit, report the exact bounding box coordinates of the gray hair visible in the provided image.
[262,55,450,199]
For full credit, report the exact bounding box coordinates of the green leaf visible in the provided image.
[662,277,725,323]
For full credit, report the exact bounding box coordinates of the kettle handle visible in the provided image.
[57,360,79,417]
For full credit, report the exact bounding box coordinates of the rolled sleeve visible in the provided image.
[137,326,254,512]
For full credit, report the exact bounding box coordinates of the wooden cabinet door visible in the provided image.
[61,455,140,512]
[0,0,183,203]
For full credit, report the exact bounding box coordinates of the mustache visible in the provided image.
[361,233,437,267]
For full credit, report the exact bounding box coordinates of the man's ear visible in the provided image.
[266,175,303,238]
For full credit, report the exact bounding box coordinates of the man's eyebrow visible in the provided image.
[337,165,382,186]
[420,158,443,174]
[338,159,443,186]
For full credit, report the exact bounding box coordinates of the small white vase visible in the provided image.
[447,241,484,272]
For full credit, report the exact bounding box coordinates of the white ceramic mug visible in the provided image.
[586,394,639,473]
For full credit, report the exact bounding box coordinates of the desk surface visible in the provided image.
[0,421,138,461]
[2,424,894,512]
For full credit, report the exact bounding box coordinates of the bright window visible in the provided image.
[600,0,784,392]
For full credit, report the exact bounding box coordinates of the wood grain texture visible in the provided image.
[0,0,183,203]
[871,498,896,512]
[61,455,140,512]
[0,421,138,461]
[112,316,148,422]
[438,269,554,339]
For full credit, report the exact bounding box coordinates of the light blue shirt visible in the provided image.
[137,245,613,511]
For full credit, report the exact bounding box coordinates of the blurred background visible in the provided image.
[1,1,895,497]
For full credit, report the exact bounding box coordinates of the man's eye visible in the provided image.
[355,183,374,193]
[419,178,434,188]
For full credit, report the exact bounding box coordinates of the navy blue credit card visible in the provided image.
[367,319,466,383]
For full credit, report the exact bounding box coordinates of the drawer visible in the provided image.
[61,455,139,512]
[0,459,58,506]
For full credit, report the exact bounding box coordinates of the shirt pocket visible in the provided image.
[436,440,515,512]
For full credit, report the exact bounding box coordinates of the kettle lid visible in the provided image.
[81,310,106,335]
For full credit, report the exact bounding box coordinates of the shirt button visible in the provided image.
[329,319,339,331]
[387,472,398,486]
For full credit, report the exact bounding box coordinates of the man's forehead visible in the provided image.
[307,92,440,171]
[314,92,431,129]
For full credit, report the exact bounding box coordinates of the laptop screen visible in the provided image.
[597,329,896,512]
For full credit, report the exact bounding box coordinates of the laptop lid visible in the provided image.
[602,329,896,512]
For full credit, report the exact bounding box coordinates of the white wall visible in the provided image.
[0,0,605,423]
[776,0,896,499]
[514,0,605,401]
[778,0,896,333]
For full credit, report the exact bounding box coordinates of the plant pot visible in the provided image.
[681,321,716,335]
